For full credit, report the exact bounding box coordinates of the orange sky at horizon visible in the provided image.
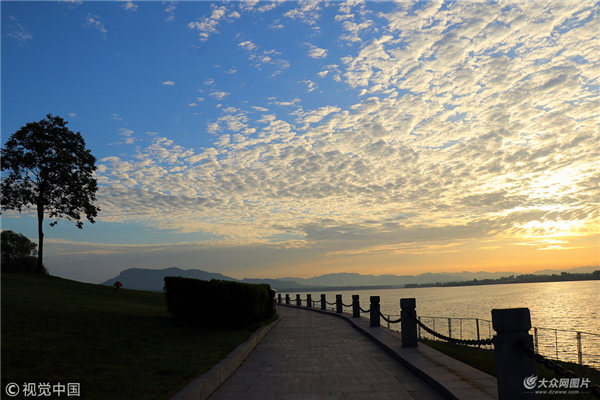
[254,234,600,280]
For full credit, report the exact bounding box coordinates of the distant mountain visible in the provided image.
[276,267,596,288]
[101,268,307,292]
[101,265,598,293]
[101,267,237,291]
[278,271,498,287]
[240,278,307,290]
[532,265,599,275]
[277,272,383,287]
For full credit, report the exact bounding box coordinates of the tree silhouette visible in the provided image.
[1,114,100,273]
[1,230,39,273]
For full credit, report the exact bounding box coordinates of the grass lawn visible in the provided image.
[420,338,600,399]
[1,273,276,400]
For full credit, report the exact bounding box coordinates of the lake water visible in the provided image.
[283,280,600,369]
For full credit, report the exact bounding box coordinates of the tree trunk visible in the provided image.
[37,201,44,273]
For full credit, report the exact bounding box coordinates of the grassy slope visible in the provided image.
[1,274,274,400]
[420,338,600,400]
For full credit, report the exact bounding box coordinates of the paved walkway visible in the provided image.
[208,306,447,400]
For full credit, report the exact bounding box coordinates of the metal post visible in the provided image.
[285,294,290,305]
[321,294,326,310]
[476,318,481,347]
[577,332,582,366]
[370,296,380,327]
[555,329,559,361]
[448,318,452,339]
[492,308,539,400]
[533,328,538,353]
[418,317,422,339]
[336,294,342,313]
[296,294,301,307]
[277,293,282,304]
[352,295,360,318]
[306,294,312,308]
[400,298,418,347]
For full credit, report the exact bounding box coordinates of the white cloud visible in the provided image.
[188,4,237,42]
[210,91,230,100]
[303,80,318,92]
[164,2,176,21]
[238,40,257,51]
[284,1,322,26]
[162,80,175,86]
[122,1,138,12]
[6,15,33,45]
[307,44,328,59]
[93,1,599,260]
[85,14,107,39]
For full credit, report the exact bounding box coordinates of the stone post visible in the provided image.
[352,295,360,318]
[336,294,342,313]
[307,294,312,308]
[321,294,326,310]
[370,296,380,327]
[296,294,301,307]
[285,294,290,305]
[492,308,539,400]
[400,298,418,347]
[278,294,282,304]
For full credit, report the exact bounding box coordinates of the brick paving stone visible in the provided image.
[208,306,447,400]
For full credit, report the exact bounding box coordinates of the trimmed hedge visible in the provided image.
[164,277,274,329]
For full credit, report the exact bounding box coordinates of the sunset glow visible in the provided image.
[2,1,598,283]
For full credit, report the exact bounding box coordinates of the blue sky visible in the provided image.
[2,1,599,283]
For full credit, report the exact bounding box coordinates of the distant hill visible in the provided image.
[277,270,521,287]
[101,268,307,292]
[101,267,237,291]
[101,265,599,293]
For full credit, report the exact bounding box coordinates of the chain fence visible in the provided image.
[415,315,495,349]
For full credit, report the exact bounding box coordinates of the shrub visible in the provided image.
[164,277,274,329]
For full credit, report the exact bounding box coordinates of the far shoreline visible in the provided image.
[277,271,600,293]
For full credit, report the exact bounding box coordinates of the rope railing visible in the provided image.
[342,302,353,308]
[519,340,600,398]
[377,309,401,324]
[359,306,370,313]
[411,313,494,346]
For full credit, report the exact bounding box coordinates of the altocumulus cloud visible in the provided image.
[95,1,599,259]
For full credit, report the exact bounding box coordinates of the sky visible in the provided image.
[1,0,599,284]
